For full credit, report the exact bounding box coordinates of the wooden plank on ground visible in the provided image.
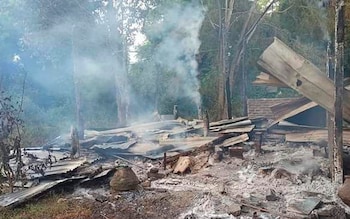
[218,125,255,134]
[165,134,236,165]
[210,120,252,131]
[285,129,350,145]
[159,137,216,147]
[220,134,249,148]
[257,37,350,123]
[269,121,326,135]
[210,117,248,127]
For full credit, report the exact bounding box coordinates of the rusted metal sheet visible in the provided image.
[80,168,116,186]
[27,158,87,179]
[91,140,137,151]
[23,148,69,161]
[0,179,68,208]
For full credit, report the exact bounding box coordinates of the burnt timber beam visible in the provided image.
[257,38,350,123]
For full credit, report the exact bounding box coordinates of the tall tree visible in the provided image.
[217,0,235,119]
[105,0,154,126]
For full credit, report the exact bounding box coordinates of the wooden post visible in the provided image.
[198,105,202,120]
[255,131,263,155]
[327,41,335,179]
[203,110,209,137]
[173,105,178,119]
[332,0,345,184]
[70,126,80,158]
[163,152,166,170]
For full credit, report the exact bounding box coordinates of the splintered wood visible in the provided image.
[252,72,288,87]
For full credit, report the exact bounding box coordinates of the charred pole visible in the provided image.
[332,0,345,184]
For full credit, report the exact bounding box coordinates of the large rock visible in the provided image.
[110,166,139,192]
[338,176,350,206]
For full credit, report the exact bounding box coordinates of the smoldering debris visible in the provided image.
[0,37,347,218]
[0,109,347,218]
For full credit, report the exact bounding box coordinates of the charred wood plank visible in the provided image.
[257,37,350,123]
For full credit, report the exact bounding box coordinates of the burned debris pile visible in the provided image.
[0,114,343,217]
[0,37,349,218]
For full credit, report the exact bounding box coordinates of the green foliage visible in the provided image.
[195,0,329,118]
[0,0,340,145]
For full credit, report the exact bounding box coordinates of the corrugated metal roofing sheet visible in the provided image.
[0,179,68,208]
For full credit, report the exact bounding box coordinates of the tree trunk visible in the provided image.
[229,0,273,102]
[115,37,129,127]
[229,1,256,98]
[217,0,234,120]
[108,0,129,127]
[240,42,247,116]
[71,26,84,139]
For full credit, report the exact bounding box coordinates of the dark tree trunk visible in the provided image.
[240,42,247,116]
[332,0,345,184]
[107,0,129,127]
[72,26,84,139]
[217,0,234,120]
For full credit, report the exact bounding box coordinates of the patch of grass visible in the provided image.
[0,194,93,219]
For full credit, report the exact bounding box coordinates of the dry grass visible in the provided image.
[0,195,93,219]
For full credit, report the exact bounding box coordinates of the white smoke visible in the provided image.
[152,2,205,108]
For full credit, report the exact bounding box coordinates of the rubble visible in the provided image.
[228,147,244,159]
[265,189,279,202]
[287,197,321,215]
[313,204,346,219]
[147,167,165,180]
[0,113,346,218]
[3,36,350,217]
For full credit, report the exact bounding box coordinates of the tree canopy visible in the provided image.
[0,0,339,144]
